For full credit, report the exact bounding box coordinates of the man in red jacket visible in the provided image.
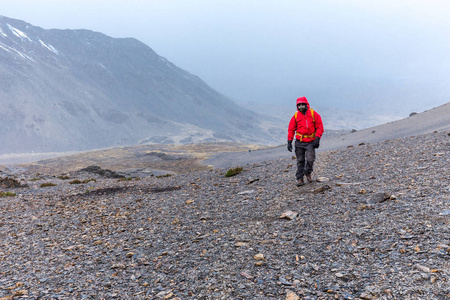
[287,97,324,186]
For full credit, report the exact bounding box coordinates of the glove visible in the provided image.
[287,140,293,152]
[312,137,320,148]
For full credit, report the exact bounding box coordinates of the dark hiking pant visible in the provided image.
[295,140,316,180]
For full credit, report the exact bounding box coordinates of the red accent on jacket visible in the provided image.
[287,97,324,142]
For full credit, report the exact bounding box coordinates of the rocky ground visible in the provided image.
[0,130,449,299]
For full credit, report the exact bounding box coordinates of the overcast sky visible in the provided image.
[2,0,450,116]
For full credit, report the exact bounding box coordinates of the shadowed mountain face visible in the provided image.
[0,16,277,154]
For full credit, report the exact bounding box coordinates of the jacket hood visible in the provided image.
[296,97,310,109]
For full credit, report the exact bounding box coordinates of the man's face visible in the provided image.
[297,103,307,113]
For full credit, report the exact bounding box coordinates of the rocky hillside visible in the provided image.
[0,130,448,299]
[0,16,276,155]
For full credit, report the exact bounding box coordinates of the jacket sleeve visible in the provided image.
[287,115,297,141]
[314,112,324,138]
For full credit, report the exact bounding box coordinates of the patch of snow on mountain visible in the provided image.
[97,62,107,70]
[161,58,175,71]
[39,39,59,54]
[2,43,34,61]
[159,57,192,80]
[0,43,10,52]
[0,28,7,38]
[7,24,32,42]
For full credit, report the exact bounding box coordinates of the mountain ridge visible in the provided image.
[0,16,278,155]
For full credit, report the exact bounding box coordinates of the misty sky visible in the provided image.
[3,0,450,116]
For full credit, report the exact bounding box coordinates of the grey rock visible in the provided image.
[367,192,391,204]
[279,277,293,286]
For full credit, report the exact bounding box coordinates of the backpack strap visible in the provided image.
[294,108,315,123]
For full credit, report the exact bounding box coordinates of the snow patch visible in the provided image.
[39,39,59,55]
[97,63,107,70]
[7,24,32,42]
[159,56,191,80]
[11,47,34,61]
[0,28,7,38]
[161,58,175,71]
[0,43,10,52]
[0,42,34,61]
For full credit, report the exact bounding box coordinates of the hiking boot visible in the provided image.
[297,178,305,186]
[306,174,313,183]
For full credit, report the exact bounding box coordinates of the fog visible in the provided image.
[3,0,450,118]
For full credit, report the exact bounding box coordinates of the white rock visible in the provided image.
[238,190,255,195]
[280,211,298,220]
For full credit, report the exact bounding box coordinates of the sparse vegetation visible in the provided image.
[0,177,27,188]
[40,182,57,188]
[30,178,41,181]
[58,175,71,180]
[156,174,173,178]
[225,167,243,177]
[69,179,97,185]
[0,191,16,197]
[118,177,133,181]
[79,166,124,179]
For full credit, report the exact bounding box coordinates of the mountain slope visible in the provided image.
[0,16,274,155]
[201,101,450,169]
[0,130,448,299]
[323,101,450,151]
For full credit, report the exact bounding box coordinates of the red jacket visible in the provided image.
[288,97,324,142]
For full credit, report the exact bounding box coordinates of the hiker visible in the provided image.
[287,97,324,186]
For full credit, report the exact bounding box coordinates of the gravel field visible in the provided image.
[0,129,449,299]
